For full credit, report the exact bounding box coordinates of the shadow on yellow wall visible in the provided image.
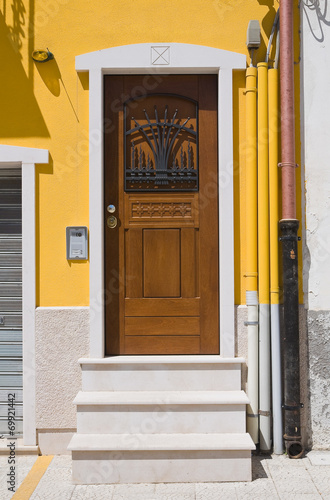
[35,59,61,96]
[257,0,277,31]
[0,2,49,138]
[35,58,80,122]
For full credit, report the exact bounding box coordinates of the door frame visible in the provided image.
[0,146,49,446]
[75,43,246,358]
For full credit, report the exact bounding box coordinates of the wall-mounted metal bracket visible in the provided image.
[279,235,301,241]
[259,410,271,417]
[282,403,304,411]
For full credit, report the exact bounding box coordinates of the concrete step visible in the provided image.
[69,432,255,484]
[69,432,255,451]
[80,355,244,392]
[75,390,249,434]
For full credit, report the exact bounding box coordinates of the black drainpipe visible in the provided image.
[279,0,304,459]
[279,221,303,458]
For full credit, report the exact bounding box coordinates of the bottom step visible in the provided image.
[69,433,255,484]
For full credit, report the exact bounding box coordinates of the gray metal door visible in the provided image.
[0,168,22,435]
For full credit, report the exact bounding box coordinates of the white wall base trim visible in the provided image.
[38,430,75,455]
[0,438,39,456]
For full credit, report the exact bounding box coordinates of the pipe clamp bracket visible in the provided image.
[282,403,304,411]
[279,235,301,241]
[244,321,259,326]
[284,433,302,441]
[278,162,299,169]
[259,410,271,417]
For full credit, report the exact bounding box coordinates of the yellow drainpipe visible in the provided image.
[257,62,271,452]
[245,67,259,445]
[245,68,258,294]
[268,67,283,454]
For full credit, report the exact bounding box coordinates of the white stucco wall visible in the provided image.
[302,3,330,310]
[35,307,89,429]
[302,3,330,449]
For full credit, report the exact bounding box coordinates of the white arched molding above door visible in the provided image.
[75,43,246,358]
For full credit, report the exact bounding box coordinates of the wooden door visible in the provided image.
[104,75,218,355]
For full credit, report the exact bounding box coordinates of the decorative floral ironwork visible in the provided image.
[125,101,198,192]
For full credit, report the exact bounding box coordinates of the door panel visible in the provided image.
[125,317,200,336]
[125,229,143,298]
[104,75,218,355]
[125,298,200,316]
[143,229,181,298]
[181,227,197,298]
[124,336,201,355]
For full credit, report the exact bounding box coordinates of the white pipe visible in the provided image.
[257,62,272,453]
[271,303,283,453]
[259,303,272,451]
[275,22,280,69]
[246,291,259,444]
[266,9,280,64]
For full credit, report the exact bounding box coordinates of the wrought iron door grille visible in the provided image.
[124,95,198,192]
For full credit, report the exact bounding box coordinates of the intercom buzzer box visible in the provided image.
[66,226,88,260]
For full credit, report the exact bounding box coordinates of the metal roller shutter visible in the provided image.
[0,168,22,435]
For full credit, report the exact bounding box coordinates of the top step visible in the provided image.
[80,356,244,392]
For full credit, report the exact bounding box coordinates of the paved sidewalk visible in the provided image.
[1,451,330,499]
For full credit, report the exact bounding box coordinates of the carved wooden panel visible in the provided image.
[132,202,191,219]
[125,193,198,227]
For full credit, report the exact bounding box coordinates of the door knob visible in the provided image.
[107,216,117,229]
[107,204,116,213]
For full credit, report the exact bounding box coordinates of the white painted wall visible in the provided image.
[302,4,330,310]
[302,4,330,449]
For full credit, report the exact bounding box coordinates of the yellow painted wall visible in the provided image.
[0,0,302,306]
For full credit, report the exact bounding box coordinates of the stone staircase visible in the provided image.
[68,356,255,484]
